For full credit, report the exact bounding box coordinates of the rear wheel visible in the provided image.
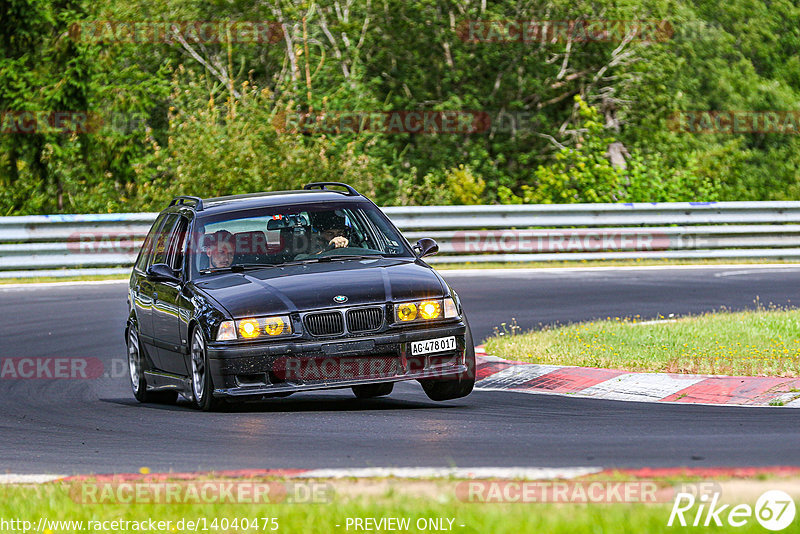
[352,382,394,398]
[127,326,178,404]
[190,327,225,411]
[420,319,476,401]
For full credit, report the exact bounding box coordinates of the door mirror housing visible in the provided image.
[413,238,439,258]
[147,263,180,283]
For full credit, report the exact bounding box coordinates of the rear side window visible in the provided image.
[152,214,179,266]
[167,217,190,271]
[135,214,167,271]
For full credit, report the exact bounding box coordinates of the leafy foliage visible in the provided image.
[1,0,798,213]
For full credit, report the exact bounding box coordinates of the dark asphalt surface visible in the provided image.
[1,265,800,475]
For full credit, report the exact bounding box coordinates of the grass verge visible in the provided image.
[484,307,800,376]
[1,478,792,534]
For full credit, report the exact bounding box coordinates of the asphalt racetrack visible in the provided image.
[2,265,800,475]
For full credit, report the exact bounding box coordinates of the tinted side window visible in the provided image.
[152,214,179,266]
[167,217,190,271]
[135,214,167,271]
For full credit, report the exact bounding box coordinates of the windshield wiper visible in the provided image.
[200,263,278,274]
[272,254,383,266]
[316,254,384,262]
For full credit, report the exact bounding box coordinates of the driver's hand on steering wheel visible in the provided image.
[329,236,349,248]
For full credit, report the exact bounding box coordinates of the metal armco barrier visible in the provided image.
[2,201,800,277]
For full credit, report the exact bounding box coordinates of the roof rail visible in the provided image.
[303,182,360,196]
[169,195,204,211]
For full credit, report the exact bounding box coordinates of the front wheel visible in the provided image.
[190,327,225,411]
[419,319,476,402]
[127,326,177,404]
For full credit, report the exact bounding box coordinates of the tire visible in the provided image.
[190,326,225,411]
[420,318,476,402]
[352,382,394,399]
[127,326,178,404]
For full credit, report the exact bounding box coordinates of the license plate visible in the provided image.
[410,336,457,356]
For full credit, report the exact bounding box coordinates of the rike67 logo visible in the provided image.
[669,490,796,531]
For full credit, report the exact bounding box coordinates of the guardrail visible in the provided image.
[2,201,800,277]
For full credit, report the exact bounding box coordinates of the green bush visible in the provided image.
[500,97,720,204]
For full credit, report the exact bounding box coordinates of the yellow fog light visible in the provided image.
[264,317,285,336]
[238,319,260,338]
[397,302,418,321]
[419,300,441,320]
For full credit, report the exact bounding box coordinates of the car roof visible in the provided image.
[166,189,368,217]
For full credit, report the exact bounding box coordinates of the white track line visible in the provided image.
[715,267,800,277]
[0,474,65,484]
[440,264,800,277]
[0,468,602,483]
[296,467,602,480]
[0,279,128,290]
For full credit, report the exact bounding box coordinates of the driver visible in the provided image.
[204,230,235,268]
[310,211,349,254]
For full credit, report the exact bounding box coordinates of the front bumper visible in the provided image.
[206,322,468,398]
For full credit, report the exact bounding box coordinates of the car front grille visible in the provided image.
[346,307,384,333]
[304,311,344,336]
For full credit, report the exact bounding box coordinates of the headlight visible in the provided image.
[394,298,459,323]
[419,300,441,320]
[216,316,293,341]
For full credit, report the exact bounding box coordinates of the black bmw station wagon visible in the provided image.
[126,182,475,410]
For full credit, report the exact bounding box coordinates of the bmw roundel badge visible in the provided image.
[333,295,348,303]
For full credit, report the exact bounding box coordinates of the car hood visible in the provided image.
[192,258,446,318]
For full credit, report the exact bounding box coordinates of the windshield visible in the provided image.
[189,201,413,276]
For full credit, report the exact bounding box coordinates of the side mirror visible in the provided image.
[147,263,180,283]
[413,238,439,258]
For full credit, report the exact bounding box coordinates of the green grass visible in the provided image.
[0,481,786,534]
[484,308,800,377]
